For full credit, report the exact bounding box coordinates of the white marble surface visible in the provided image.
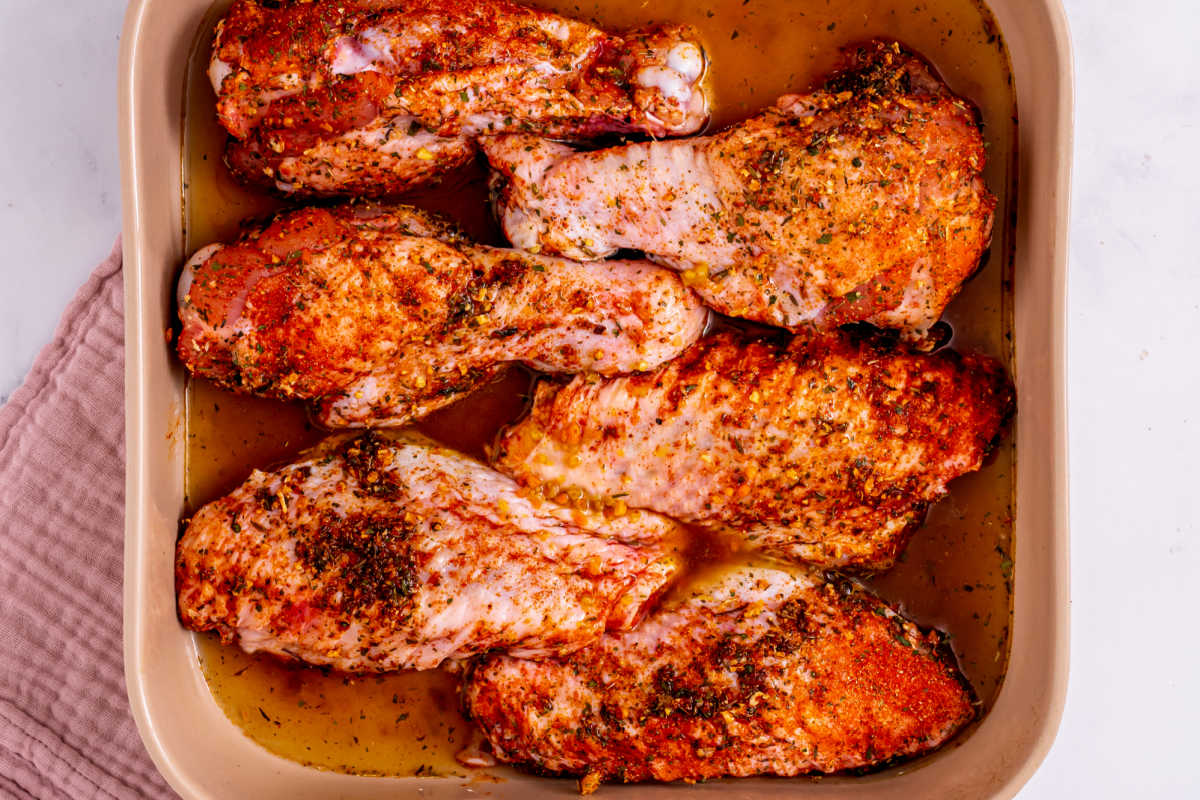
[1,0,1197,796]
[0,1,123,401]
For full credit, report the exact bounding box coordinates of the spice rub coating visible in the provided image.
[494,331,1013,570]
[176,203,706,428]
[464,563,976,784]
[485,40,994,337]
[177,431,686,671]
[212,0,708,197]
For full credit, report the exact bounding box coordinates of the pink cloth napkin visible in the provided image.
[0,241,172,799]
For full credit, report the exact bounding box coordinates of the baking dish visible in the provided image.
[119,0,1072,796]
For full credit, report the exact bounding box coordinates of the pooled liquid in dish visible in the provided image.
[182,0,1016,778]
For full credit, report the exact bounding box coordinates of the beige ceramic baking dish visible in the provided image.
[120,0,1072,796]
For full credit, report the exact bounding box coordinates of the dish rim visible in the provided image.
[119,0,1072,797]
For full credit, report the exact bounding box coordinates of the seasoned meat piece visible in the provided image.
[485,40,994,338]
[464,562,976,784]
[176,204,706,428]
[211,0,707,197]
[177,431,685,671]
[226,119,478,200]
[494,331,1013,570]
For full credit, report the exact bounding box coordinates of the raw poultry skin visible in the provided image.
[494,331,1013,570]
[177,431,685,671]
[211,0,708,197]
[176,203,706,428]
[464,563,975,784]
[485,40,995,338]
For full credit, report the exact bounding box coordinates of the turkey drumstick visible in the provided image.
[493,330,1013,571]
[485,40,995,339]
[211,0,708,197]
[176,203,707,428]
[464,562,975,784]
[177,430,686,672]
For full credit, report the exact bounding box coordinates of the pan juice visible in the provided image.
[182,0,1016,777]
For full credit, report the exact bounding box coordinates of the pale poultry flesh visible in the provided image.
[484,40,995,338]
[211,0,708,197]
[176,203,706,428]
[177,430,685,671]
[494,330,1013,570]
[464,562,975,784]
